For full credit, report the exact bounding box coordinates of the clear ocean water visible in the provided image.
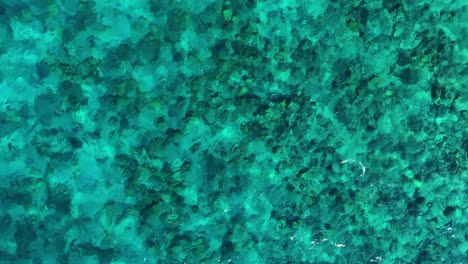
[0,0,467,263]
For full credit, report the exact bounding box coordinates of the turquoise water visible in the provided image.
[0,0,467,263]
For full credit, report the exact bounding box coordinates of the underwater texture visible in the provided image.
[0,0,467,263]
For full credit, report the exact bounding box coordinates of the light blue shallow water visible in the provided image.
[0,1,466,263]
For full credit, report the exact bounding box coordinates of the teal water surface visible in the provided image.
[0,0,467,263]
